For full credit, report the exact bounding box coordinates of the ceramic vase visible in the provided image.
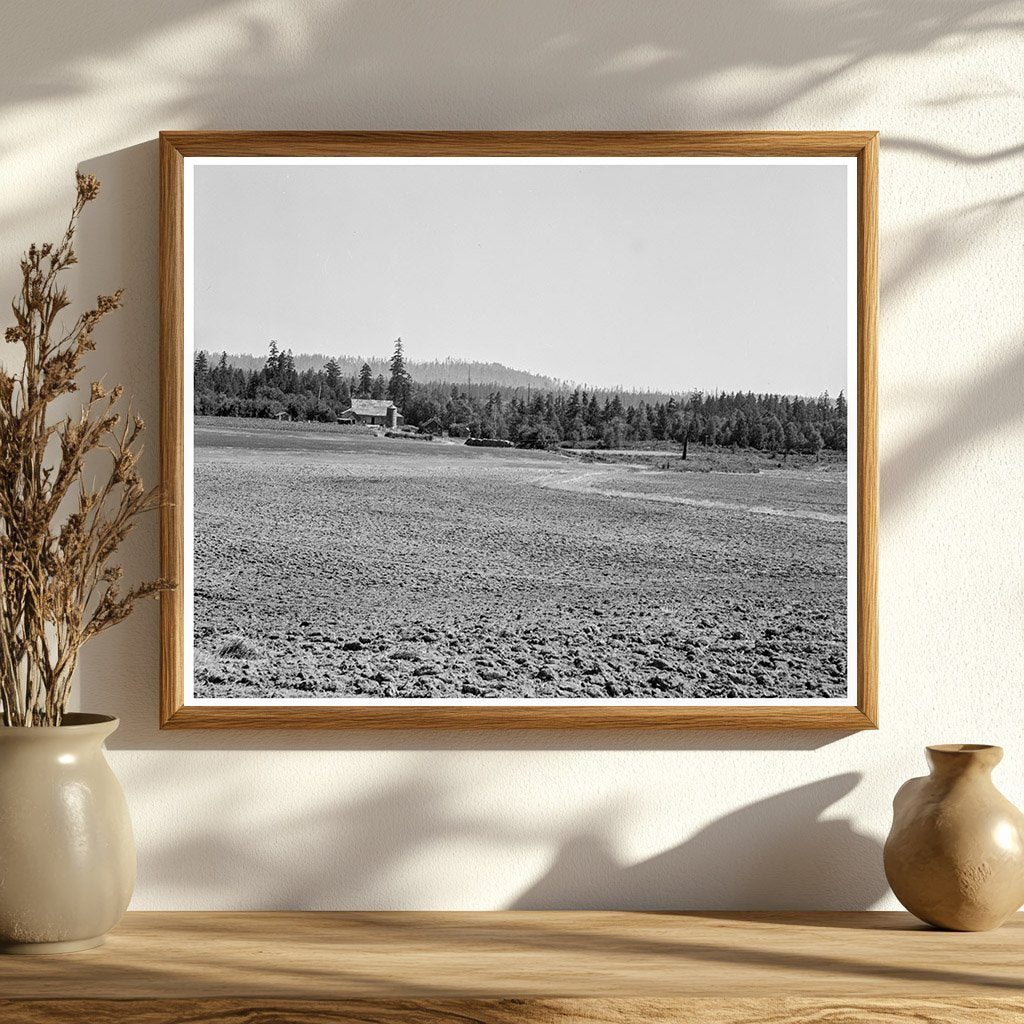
[0,714,135,953]
[884,744,1024,931]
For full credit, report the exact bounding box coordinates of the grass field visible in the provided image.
[192,417,849,700]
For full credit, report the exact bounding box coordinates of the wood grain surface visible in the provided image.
[159,131,879,731]
[0,911,1020,1023]
[159,133,186,730]
[4,997,1024,1024]
[159,130,879,157]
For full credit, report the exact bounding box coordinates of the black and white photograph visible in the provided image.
[181,152,859,709]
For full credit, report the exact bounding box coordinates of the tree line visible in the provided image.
[194,339,847,456]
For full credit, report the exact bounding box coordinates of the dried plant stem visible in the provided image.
[0,174,172,726]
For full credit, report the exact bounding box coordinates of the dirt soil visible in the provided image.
[192,418,849,700]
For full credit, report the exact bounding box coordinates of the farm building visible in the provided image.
[337,399,404,428]
[419,416,444,436]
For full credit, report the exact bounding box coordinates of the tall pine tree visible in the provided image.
[357,362,373,396]
[387,337,412,411]
[265,340,280,384]
[324,357,341,397]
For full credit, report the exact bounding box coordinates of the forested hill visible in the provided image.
[195,342,847,456]
[210,351,561,391]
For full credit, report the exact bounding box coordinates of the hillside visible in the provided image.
[202,350,699,404]
[208,351,562,391]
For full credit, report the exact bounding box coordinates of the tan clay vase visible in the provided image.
[884,744,1024,931]
[0,714,135,953]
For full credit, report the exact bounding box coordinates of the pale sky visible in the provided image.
[193,160,849,396]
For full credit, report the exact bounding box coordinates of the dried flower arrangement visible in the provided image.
[0,174,171,726]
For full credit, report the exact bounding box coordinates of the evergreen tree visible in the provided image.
[566,388,582,422]
[191,348,849,453]
[655,403,670,441]
[324,357,341,397]
[634,404,653,442]
[805,425,824,460]
[212,351,229,392]
[731,410,750,447]
[280,349,298,392]
[783,420,803,461]
[387,337,412,410]
[748,415,764,450]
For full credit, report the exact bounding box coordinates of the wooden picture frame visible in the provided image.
[160,131,878,730]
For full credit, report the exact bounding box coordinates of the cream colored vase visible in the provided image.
[0,714,135,953]
[884,744,1024,931]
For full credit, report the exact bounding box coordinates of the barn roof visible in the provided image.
[346,399,397,416]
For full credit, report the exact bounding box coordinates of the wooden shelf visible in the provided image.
[0,911,1021,1022]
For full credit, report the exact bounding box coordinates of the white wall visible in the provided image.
[2,0,1022,910]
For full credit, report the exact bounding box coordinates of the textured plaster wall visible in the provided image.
[1,1,1022,910]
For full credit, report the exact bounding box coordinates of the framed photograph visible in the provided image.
[159,131,877,729]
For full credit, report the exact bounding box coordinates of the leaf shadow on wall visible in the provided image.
[3,0,1017,133]
[882,337,1024,513]
[511,773,887,910]
[1,1,1019,246]
[130,758,886,910]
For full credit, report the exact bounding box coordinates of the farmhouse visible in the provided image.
[337,398,404,428]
